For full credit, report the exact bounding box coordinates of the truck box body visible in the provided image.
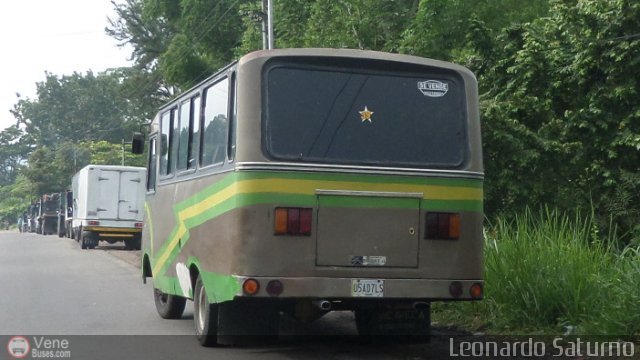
[71,165,146,247]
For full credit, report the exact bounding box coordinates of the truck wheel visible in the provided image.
[193,275,219,347]
[154,287,186,320]
[80,231,95,249]
[80,232,88,249]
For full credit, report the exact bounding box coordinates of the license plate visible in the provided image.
[351,279,384,297]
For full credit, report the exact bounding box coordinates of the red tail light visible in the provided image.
[287,208,300,234]
[274,207,312,236]
[88,220,100,226]
[134,222,144,228]
[470,283,483,299]
[299,209,312,235]
[426,213,460,240]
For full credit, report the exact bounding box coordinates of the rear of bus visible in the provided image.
[233,49,483,335]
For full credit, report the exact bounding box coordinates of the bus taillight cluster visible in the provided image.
[274,208,312,236]
[425,212,460,240]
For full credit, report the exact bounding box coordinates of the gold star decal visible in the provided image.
[359,106,374,122]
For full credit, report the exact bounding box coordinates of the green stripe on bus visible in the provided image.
[184,256,240,302]
[318,195,419,209]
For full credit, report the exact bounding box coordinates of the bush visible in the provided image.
[432,208,640,335]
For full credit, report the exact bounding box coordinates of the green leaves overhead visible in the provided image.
[15,71,137,147]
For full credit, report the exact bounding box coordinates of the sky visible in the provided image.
[0,0,132,131]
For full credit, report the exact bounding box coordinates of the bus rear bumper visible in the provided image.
[233,276,483,301]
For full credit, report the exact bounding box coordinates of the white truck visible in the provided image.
[71,165,146,250]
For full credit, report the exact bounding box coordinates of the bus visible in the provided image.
[133,48,484,346]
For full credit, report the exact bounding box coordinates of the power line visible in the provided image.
[124,0,242,102]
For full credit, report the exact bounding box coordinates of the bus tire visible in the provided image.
[193,275,219,347]
[153,287,186,320]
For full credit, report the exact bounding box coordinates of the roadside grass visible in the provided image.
[431,208,640,335]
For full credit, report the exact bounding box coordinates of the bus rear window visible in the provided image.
[264,64,468,168]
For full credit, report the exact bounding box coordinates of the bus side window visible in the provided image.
[177,100,191,171]
[201,78,229,167]
[159,111,171,175]
[147,137,157,191]
[190,96,201,169]
[159,108,178,176]
[170,108,179,173]
[228,73,236,162]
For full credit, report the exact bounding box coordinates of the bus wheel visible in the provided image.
[194,275,219,347]
[153,287,186,320]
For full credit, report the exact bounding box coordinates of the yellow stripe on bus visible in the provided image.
[235,179,482,201]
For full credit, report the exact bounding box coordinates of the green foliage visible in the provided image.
[0,125,30,186]
[464,0,640,243]
[127,0,246,88]
[0,185,30,223]
[484,209,615,332]
[86,140,147,167]
[401,0,548,60]
[4,67,152,206]
[13,71,143,147]
[433,209,640,335]
[302,0,417,51]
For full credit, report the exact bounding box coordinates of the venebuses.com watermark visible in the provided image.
[450,337,635,358]
[7,336,71,359]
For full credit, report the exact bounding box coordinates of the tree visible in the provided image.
[0,126,30,186]
[401,0,548,60]
[87,140,146,167]
[13,71,139,147]
[109,0,246,89]
[300,0,417,51]
[465,0,640,243]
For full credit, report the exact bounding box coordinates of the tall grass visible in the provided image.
[432,208,640,335]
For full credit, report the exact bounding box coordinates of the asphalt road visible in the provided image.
[0,230,453,359]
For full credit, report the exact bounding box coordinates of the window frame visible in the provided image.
[176,99,192,173]
[199,76,230,170]
[146,135,158,193]
[261,60,469,170]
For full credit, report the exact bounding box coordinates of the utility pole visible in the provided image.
[267,0,274,49]
[261,0,268,50]
[261,0,275,50]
